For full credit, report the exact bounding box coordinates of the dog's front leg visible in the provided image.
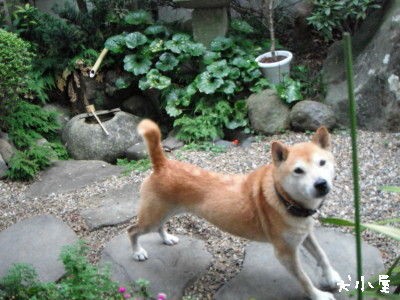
[274,242,336,300]
[303,233,342,291]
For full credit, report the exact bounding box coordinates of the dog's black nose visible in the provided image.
[314,179,329,196]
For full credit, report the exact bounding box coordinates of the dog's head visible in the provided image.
[271,127,335,210]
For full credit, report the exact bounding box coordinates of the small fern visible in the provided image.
[2,101,60,149]
[1,100,69,181]
[6,151,39,181]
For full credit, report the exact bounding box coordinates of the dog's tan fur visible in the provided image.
[128,119,342,300]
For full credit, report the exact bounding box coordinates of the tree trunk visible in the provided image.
[262,0,276,58]
[2,0,12,27]
[76,0,88,13]
[268,0,276,58]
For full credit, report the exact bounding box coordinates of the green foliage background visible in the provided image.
[105,12,273,142]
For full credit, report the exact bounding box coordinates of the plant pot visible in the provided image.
[255,50,293,84]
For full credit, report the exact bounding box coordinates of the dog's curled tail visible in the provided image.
[137,119,166,171]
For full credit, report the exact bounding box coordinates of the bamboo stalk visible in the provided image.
[343,32,363,300]
[86,105,110,136]
[90,48,109,78]
[268,0,276,58]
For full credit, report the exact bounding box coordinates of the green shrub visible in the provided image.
[307,0,381,41]
[0,29,34,105]
[106,15,271,142]
[0,241,154,299]
[117,158,152,175]
[0,100,68,181]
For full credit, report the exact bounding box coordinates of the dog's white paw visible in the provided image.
[133,248,148,261]
[322,268,342,291]
[310,289,336,300]
[163,233,179,245]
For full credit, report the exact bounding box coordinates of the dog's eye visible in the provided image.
[320,160,326,166]
[294,167,304,174]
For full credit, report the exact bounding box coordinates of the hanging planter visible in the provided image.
[255,50,293,84]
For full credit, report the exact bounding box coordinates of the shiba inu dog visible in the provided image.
[128,119,342,300]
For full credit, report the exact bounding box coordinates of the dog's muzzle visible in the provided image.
[314,179,330,197]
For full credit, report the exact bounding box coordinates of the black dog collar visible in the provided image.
[274,184,320,218]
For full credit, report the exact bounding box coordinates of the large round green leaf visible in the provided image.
[165,33,193,54]
[196,72,224,94]
[185,43,206,57]
[123,54,151,76]
[206,60,230,78]
[104,35,126,53]
[220,80,236,94]
[139,69,171,90]
[231,56,251,69]
[124,10,152,25]
[228,67,241,80]
[165,88,191,107]
[203,51,221,65]
[231,19,255,33]
[166,105,183,117]
[148,39,164,53]
[210,37,233,52]
[156,53,179,71]
[144,25,169,36]
[115,77,132,89]
[125,32,148,49]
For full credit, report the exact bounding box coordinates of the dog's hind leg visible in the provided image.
[127,196,174,261]
[127,224,149,261]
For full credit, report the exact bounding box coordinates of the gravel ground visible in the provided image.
[0,129,399,299]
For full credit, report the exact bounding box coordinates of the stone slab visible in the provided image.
[81,183,140,230]
[101,233,212,300]
[215,227,384,300]
[126,142,148,161]
[25,160,122,198]
[0,154,8,179]
[0,215,78,282]
[192,7,228,47]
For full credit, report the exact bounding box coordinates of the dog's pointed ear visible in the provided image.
[312,127,331,150]
[271,141,289,165]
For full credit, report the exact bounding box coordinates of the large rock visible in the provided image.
[25,160,122,198]
[323,1,400,131]
[80,183,140,230]
[162,135,184,151]
[0,215,78,282]
[101,233,212,300]
[192,7,228,47]
[215,227,384,300]
[0,154,8,179]
[290,100,336,131]
[0,138,15,164]
[62,110,141,163]
[126,142,148,161]
[247,89,290,135]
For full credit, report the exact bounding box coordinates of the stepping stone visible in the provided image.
[215,227,384,300]
[0,215,78,282]
[101,233,212,300]
[25,160,122,198]
[81,183,140,230]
